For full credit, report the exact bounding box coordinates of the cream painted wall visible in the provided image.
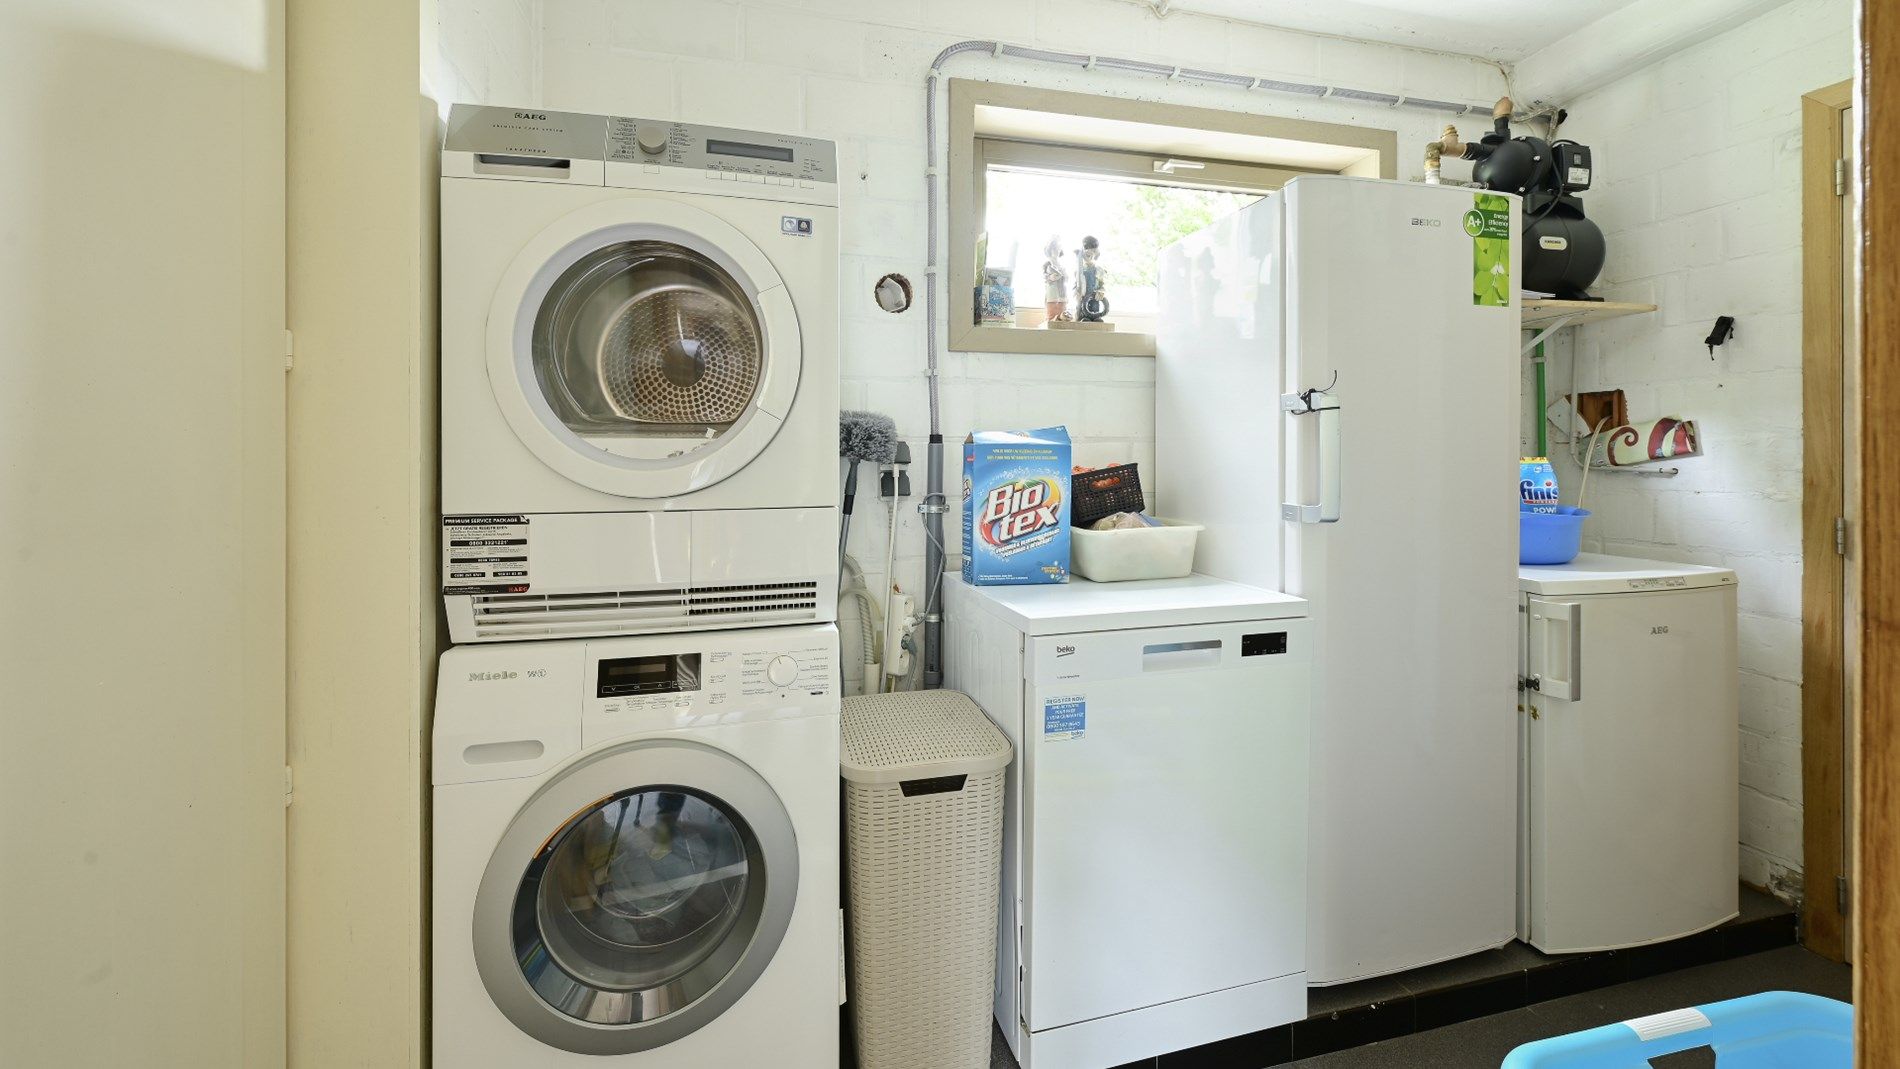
[285,0,438,1065]
[0,1,286,1065]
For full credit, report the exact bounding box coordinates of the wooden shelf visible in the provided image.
[1522,298,1658,329]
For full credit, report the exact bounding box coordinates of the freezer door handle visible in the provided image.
[1529,599,1582,702]
[1281,388,1341,524]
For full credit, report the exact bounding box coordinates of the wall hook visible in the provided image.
[1704,315,1736,359]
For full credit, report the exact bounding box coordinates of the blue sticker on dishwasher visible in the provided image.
[1043,696,1086,740]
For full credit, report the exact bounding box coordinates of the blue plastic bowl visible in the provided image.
[1520,506,1590,565]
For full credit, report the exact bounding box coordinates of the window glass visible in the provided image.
[982,167,1261,323]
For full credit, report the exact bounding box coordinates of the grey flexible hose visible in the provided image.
[917,39,1502,688]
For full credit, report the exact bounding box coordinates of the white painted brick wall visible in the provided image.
[1545,0,1853,899]
[437,0,542,108]
[514,0,1505,679]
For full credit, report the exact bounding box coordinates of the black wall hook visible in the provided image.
[1705,315,1736,359]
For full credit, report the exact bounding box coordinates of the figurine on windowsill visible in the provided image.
[1073,235,1108,322]
[1042,235,1069,322]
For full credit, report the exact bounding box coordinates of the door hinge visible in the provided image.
[1834,158,1847,197]
[283,765,294,808]
[1836,516,1847,557]
[1838,874,1849,914]
[284,328,295,371]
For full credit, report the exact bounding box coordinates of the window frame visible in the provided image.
[946,79,1400,358]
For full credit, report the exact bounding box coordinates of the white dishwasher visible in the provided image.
[946,574,1310,1069]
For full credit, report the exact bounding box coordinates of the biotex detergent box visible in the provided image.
[962,427,1071,585]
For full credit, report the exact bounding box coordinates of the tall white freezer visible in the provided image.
[1156,175,1522,984]
[945,575,1311,1069]
[1518,554,1740,953]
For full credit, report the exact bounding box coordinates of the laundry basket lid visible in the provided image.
[840,691,1013,786]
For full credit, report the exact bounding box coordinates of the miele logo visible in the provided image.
[1410,217,1442,227]
[514,111,548,121]
[1055,644,1076,658]
[468,668,548,682]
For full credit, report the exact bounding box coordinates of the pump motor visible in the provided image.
[1440,99,1606,301]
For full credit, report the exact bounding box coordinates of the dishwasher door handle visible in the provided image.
[1141,639,1222,671]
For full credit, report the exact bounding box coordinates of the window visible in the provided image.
[948,81,1399,357]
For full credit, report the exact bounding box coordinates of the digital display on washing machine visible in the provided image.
[596,653,701,697]
[707,138,795,163]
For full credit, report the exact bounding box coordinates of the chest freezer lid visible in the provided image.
[1519,553,1737,596]
[947,572,1306,636]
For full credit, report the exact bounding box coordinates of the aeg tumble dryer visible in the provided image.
[440,105,839,642]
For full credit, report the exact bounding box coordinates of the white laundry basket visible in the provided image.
[841,691,1013,1069]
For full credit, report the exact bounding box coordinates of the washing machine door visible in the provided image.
[472,738,799,1055]
[487,197,802,499]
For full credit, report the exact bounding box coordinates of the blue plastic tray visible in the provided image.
[1502,991,1852,1068]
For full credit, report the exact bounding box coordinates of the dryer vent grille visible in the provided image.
[467,581,821,640]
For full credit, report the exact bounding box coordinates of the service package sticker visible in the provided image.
[1043,695,1086,741]
[1464,192,1513,307]
[442,515,530,594]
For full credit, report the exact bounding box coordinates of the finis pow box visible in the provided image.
[962,427,1071,586]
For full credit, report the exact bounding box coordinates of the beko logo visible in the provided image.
[514,111,548,121]
[1055,644,1076,657]
[1410,217,1442,227]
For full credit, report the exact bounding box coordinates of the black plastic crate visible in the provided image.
[1071,463,1145,528]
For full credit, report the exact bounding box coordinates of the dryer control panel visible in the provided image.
[443,103,837,184]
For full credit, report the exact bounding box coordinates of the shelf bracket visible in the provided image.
[1522,313,1581,356]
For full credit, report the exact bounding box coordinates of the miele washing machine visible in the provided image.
[432,623,840,1067]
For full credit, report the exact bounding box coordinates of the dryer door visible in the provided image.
[471,738,799,1055]
[487,197,802,499]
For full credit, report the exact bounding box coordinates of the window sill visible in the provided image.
[948,322,1156,358]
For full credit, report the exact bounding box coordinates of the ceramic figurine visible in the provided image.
[1041,235,1069,321]
[1073,235,1108,322]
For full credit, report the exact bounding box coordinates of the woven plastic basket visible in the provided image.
[841,691,1013,1069]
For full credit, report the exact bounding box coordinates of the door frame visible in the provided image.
[1860,1,1899,1052]
[1798,77,1853,962]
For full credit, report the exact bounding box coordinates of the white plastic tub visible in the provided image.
[1070,519,1204,582]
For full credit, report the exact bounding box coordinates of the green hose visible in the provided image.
[1533,340,1548,458]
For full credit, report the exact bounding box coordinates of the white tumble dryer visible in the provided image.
[433,624,840,1067]
[440,105,840,643]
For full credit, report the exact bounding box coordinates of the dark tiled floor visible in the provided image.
[1284,946,1850,1067]
[987,946,1847,1069]
[982,888,1815,1069]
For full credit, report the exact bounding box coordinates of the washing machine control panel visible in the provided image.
[583,627,837,731]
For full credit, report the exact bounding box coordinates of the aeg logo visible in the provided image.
[514,111,548,121]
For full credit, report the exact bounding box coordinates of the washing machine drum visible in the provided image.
[488,202,805,501]
[471,740,801,1056]
[536,242,763,437]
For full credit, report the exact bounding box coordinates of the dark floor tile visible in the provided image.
[1733,885,1794,924]
[1412,972,1529,1032]
[1288,948,1849,1068]
[1722,912,1797,957]
[1526,951,1622,1003]
[1156,1024,1292,1068]
[1291,998,1415,1060]
[1650,1049,1718,1067]
[1307,976,1408,1017]
[1620,927,1727,981]
[1108,1060,1157,1069]
[1390,946,1521,995]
